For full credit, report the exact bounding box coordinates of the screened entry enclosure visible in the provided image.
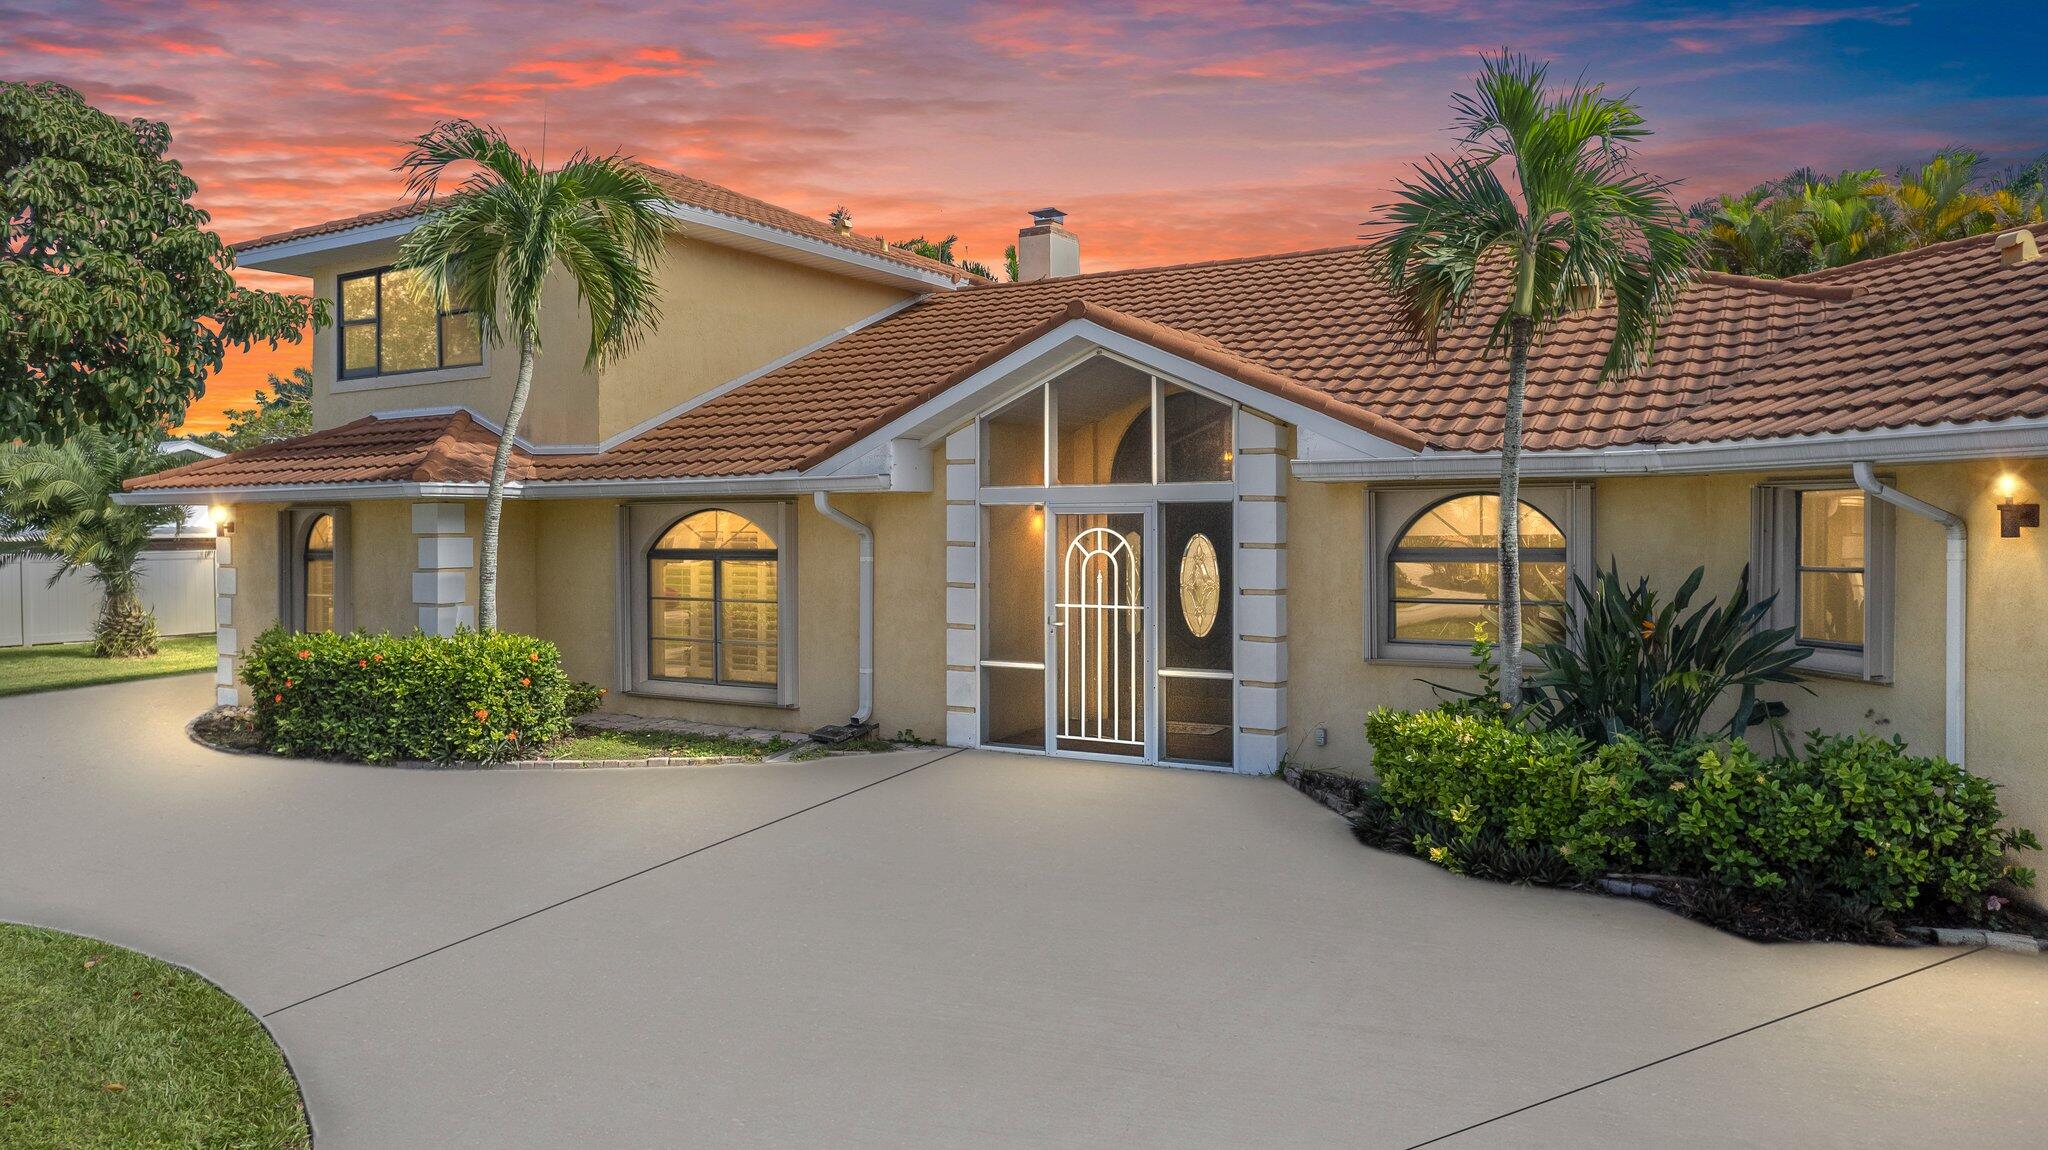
[976,355,1238,768]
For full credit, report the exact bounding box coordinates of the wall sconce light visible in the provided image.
[208,504,235,536]
[1995,474,2038,539]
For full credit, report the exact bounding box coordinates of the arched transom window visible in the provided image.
[648,510,780,686]
[1389,494,1566,644]
[302,513,336,633]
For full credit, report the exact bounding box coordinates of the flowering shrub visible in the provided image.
[1364,707,2039,920]
[242,627,572,763]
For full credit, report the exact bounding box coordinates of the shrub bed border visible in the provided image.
[1281,764,2046,954]
[185,707,850,771]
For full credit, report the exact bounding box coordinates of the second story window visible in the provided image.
[338,267,484,380]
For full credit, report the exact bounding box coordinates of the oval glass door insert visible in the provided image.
[1178,533,1220,638]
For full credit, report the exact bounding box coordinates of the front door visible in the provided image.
[1052,510,1150,759]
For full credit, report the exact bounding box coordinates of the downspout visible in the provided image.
[813,491,874,726]
[1851,463,1966,765]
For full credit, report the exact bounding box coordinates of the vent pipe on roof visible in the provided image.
[1996,229,2040,266]
[1017,208,1080,282]
[1852,463,1966,766]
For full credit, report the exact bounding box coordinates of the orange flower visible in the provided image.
[520,676,531,686]
[372,653,383,662]
[528,652,539,662]
[358,659,368,669]
[273,693,282,703]
[506,731,520,741]
[297,649,312,659]
[284,679,293,688]
[475,708,490,721]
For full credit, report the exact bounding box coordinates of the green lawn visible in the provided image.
[0,923,308,1150]
[543,727,791,761]
[0,635,216,697]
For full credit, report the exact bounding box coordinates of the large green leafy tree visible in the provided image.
[1372,53,1694,698]
[0,430,182,657]
[395,120,670,629]
[0,82,323,444]
[190,367,313,452]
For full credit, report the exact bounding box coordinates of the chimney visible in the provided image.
[829,205,854,238]
[1017,207,1080,281]
[1996,228,2040,267]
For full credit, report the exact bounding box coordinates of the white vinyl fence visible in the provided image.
[0,548,218,647]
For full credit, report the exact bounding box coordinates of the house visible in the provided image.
[120,172,2048,834]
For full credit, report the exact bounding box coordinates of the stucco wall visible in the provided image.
[213,454,2045,842]
[1283,458,2048,847]
[304,237,602,445]
[301,235,912,448]
[594,238,913,443]
[508,482,948,740]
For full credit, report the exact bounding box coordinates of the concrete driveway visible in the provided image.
[4,675,2042,1148]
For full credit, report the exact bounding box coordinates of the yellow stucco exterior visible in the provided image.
[303,233,912,446]
[1282,458,2048,844]
[205,212,2045,862]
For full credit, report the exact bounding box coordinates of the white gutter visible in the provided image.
[114,470,895,506]
[811,491,875,726]
[1292,416,2048,482]
[1852,462,1967,766]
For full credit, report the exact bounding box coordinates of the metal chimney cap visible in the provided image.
[1028,207,1067,227]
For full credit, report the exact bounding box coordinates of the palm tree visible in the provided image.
[0,431,183,656]
[1882,149,1994,249]
[1371,53,1694,698]
[1701,188,1808,277]
[1797,169,1887,268]
[394,120,670,629]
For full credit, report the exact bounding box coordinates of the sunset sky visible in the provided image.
[7,0,2044,434]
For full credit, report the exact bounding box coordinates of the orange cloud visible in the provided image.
[762,28,848,49]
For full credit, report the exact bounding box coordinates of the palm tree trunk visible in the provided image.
[93,583,158,659]
[1497,314,1532,701]
[479,332,536,632]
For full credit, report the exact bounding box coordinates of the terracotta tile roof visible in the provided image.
[523,243,1834,479]
[140,224,2048,493]
[233,165,984,285]
[1651,224,2048,443]
[124,411,529,491]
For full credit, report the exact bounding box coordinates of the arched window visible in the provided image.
[648,510,779,686]
[302,514,336,633]
[1388,494,1566,644]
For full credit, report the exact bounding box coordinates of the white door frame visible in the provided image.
[1047,503,1157,764]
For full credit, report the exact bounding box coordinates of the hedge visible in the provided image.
[241,627,573,763]
[1365,706,2039,919]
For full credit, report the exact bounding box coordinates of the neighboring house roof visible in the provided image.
[131,223,2048,495]
[233,164,986,286]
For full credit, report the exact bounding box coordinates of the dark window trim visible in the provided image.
[1385,496,1569,648]
[646,525,780,689]
[337,266,483,381]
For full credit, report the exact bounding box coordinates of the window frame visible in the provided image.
[335,266,486,384]
[1364,483,1595,665]
[1752,480,1894,681]
[280,506,348,633]
[646,513,781,691]
[621,501,797,707]
[977,351,1238,493]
